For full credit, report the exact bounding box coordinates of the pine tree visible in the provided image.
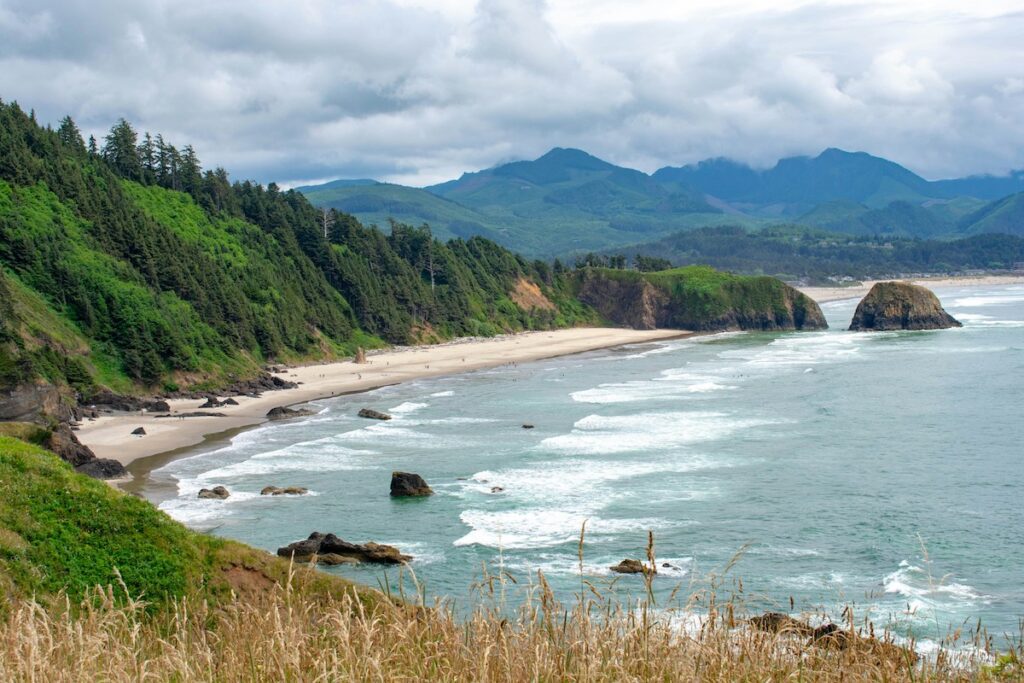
[57,116,86,154]
[102,118,143,180]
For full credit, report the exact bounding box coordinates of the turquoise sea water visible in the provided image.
[145,284,1024,649]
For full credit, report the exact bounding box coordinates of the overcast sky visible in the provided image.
[2,0,1023,186]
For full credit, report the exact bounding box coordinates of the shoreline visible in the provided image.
[76,327,690,486]
[795,274,1024,304]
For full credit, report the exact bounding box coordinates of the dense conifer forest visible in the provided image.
[0,100,594,392]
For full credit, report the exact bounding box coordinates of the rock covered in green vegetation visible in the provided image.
[848,282,962,331]
[576,266,828,332]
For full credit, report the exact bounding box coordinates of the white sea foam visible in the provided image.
[539,411,779,455]
[882,562,992,608]
[454,509,668,549]
[390,401,429,414]
[950,292,1024,307]
[721,331,867,369]
[429,390,455,397]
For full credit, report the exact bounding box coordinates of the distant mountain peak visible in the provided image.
[533,147,614,170]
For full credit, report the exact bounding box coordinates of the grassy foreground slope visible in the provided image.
[0,435,1005,680]
[0,435,381,609]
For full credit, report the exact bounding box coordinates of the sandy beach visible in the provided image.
[77,327,688,470]
[796,274,1024,304]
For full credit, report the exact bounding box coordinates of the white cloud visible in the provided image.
[0,0,1022,184]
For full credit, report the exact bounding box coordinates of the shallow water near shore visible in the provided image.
[144,284,1024,648]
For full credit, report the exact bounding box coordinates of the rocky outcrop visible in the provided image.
[44,424,96,467]
[849,282,962,331]
[390,471,433,497]
[198,486,230,499]
[266,406,316,420]
[358,408,391,420]
[609,559,655,575]
[260,486,308,496]
[277,532,411,564]
[82,390,169,414]
[748,612,917,663]
[575,269,827,332]
[0,383,76,423]
[35,423,126,480]
[131,427,146,435]
[75,458,127,479]
[577,272,668,329]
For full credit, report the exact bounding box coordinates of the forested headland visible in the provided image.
[0,100,594,398]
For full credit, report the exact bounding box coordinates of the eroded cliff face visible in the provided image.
[849,282,961,331]
[575,274,668,329]
[576,269,828,332]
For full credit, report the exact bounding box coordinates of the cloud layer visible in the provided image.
[2,0,1022,185]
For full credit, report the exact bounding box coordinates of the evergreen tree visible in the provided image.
[102,119,143,180]
[57,116,86,154]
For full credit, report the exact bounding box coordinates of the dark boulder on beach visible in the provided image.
[131,427,146,435]
[198,485,230,499]
[609,558,655,575]
[358,408,391,420]
[277,532,411,564]
[390,471,433,497]
[849,282,962,331]
[199,397,223,409]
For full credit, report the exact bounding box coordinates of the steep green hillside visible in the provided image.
[302,148,740,256]
[0,435,380,608]
[296,181,512,244]
[960,192,1024,236]
[798,199,955,238]
[0,100,593,396]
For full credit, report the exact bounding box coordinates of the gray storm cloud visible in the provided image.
[1,0,1022,185]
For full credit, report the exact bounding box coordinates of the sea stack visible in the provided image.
[849,282,962,331]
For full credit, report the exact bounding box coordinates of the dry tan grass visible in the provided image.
[0,562,1015,683]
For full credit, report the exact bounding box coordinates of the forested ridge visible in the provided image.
[0,99,594,394]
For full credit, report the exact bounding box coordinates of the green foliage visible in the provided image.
[0,99,597,394]
[619,225,1024,281]
[302,148,741,257]
[0,435,207,602]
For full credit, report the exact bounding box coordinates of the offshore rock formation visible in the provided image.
[576,267,827,332]
[390,471,433,497]
[849,282,961,331]
[277,532,411,564]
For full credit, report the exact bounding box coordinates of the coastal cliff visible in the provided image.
[576,266,828,332]
[849,282,962,331]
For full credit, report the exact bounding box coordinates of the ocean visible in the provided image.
[143,283,1024,650]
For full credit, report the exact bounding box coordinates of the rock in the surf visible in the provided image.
[131,427,146,435]
[609,558,655,575]
[848,282,962,331]
[266,406,315,420]
[277,532,411,564]
[522,423,534,429]
[358,408,391,420]
[197,485,230,499]
[390,471,433,497]
[260,485,309,496]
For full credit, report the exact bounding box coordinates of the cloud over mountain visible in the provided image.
[2,0,1022,185]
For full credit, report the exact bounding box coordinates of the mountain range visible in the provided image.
[299,148,1024,257]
